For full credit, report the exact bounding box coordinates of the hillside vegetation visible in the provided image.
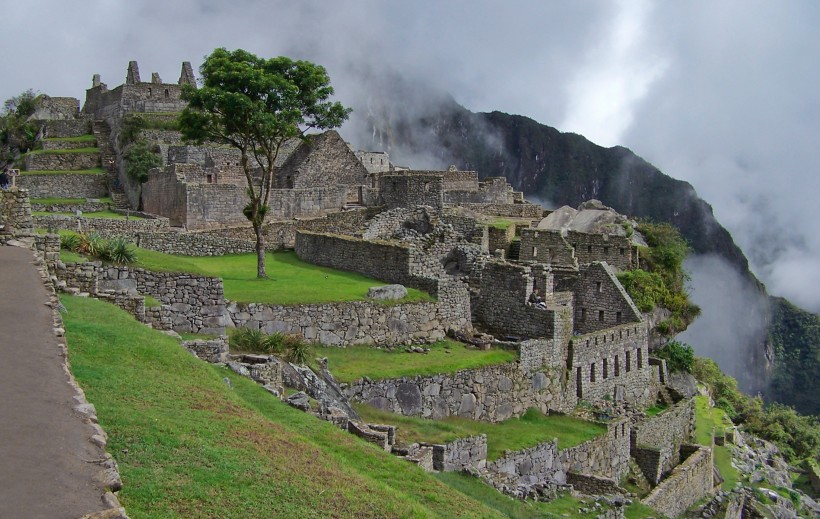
[61,295,503,518]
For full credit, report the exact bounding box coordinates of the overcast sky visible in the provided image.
[3,0,819,314]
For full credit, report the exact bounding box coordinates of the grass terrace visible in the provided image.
[21,168,106,175]
[33,210,144,220]
[355,405,607,461]
[25,147,99,154]
[694,395,738,490]
[32,197,112,205]
[43,135,97,143]
[133,249,434,306]
[61,295,502,518]
[313,340,517,383]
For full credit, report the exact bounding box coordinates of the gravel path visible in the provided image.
[0,245,109,518]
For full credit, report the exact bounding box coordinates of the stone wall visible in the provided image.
[432,435,488,472]
[43,119,92,139]
[444,177,514,205]
[631,397,696,484]
[0,188,34,240]
[17,173,108,199]
[24,151,100,171]
[476,260,573,340]
[487,225,515,255]
[227,299,452,346]
[642,445,714,518]
[568,322,653,405]
[573,262,642,334]
[487,418,631,486]
[519,229,578,267]
[30,200,109,213]
[379,173,444,211]
[566,473,625,496]
[448,202,544,219]
[345,362,565,422]
[567,231,634,270]
[32,96,81,120]
[32,214,169,237]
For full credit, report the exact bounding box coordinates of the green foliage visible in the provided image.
[694,357,820,461]
[179,48,351,278]
[124,140,161,183]
[285,336,312,365]
[104,238,137,265]
[655,340,695,373]
[617,222,700,335]
[118,115,145,147]
[1,89,40,168]
[230,327,267,351]
[60,232,137,265]
[766,297,820,416]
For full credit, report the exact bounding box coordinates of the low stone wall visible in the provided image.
[487,418,630,486]
[17,173,108,199]
[566,472,625,495]
[631,397,696,484]
[43,119,91,138]
[642,445,714,518]
[432,435,487,472]
[450,202,544,219]
[182,338,229,364]
[0,188,34,240]
[345,362,565,422]
[32,214,170,237]
[24,151,100,171]
[136,231,257,256]
[30,200,109,213]
[227,299,451,346]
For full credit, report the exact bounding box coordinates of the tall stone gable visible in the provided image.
[276,131,369,198]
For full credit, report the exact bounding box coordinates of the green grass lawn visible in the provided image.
[26,147,98,154]
[313,340,517,383]
[61,295,503,518]
[33,210,142,220]
[694,395,739,490]
[31,197,87,205]
[43,135,97,143]
[645,403,668,417]
[21,168,106,175]
[133,249,434,305]
[355,405,606,461]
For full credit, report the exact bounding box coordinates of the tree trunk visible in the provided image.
[253,221,267,278]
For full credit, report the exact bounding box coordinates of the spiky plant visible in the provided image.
[106,238,137,265]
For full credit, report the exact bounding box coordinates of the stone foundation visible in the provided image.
[642,445,714,518]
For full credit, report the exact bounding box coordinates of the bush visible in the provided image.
[125,140,161,183]
[655,340,695,373]
[60,232,81,252]
[230,327,266,352]
[285,335,312,365]
[77,233,108,257]
[104,238,137,265]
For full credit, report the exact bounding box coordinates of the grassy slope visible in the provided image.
[313,341,517,383]
[62,295,501,518]
[355,405,606,461]
[133,249,433,305]
[694,395,739,490]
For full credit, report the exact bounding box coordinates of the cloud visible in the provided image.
[1,1,817,311]
[679,255,771,393]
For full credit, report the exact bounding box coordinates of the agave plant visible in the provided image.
[105,238,137,265]
[285,335,312,365]
[230,327,266,352]
[60,232,81,252]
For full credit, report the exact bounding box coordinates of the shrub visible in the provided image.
[230,327,266,352]
[261,332,287,354]
[285,335,312,365]
[105,238,137,265]
[77,233,108,257]
[655,340,695,373]
[125,140,161,183]
[60,232,81,252]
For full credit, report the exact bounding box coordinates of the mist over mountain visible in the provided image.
[342,72,817,409]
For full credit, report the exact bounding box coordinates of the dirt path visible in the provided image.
[0,245,108,518]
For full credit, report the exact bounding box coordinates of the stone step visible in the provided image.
[109,192,131,210]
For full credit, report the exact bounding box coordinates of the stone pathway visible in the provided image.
[0,245,110,518]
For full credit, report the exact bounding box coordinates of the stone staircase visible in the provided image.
[92,120,131,210]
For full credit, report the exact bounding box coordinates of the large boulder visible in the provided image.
[367,284,408,300]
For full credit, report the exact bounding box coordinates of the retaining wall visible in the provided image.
[17,173,108,199]
[32,214,169,237]
[345,362,565,422]
[631,397,696,484]
[642,445,714,518]
[24,151,100,171]
[433,435,487,472]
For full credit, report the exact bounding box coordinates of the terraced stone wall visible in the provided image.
[642,445,714,518]
[0,188,33,240]
[32,214,169,237]
[345,362,565,422]
[631,397,696,484]
[24,152,100,171]
[447,202,544,219]
[17,173,108,199]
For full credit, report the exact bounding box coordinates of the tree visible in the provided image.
[179,48,351,278]
[1,89,39,170]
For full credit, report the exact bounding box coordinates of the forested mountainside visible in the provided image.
[349,73,817,414]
